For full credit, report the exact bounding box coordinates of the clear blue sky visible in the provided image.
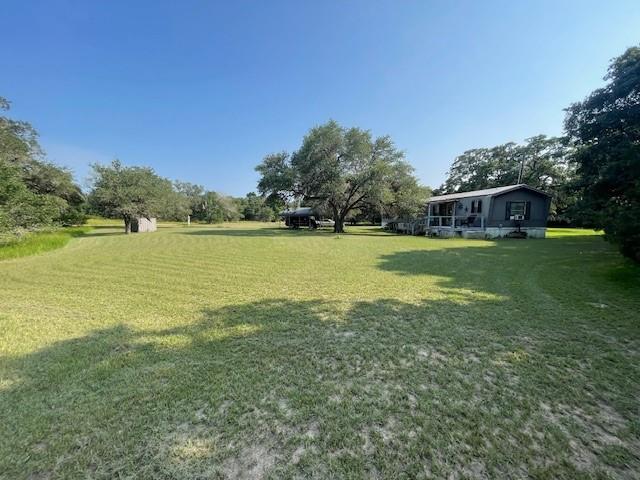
[2,1,639,195]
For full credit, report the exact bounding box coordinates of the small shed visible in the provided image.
[426,184,551,238]
[131,217,157,233]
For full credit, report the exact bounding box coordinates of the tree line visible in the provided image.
[0,99,283,237]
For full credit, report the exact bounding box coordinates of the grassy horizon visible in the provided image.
[1,223,639,479]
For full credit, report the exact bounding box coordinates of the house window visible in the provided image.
[506,201,531,220]
[510,202,526,216]
[471,200,482,213]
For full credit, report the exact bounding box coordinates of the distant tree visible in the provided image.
[158,187,192,222]
[256,120,406,233]
[440,135,575,220]
[241,192,276,221]
[200,191,241,223]
[174,181,206,220]
[0,159,63,232]
[382,162,431,220]
[565,45,640,261]
[348,163,430,224]
[89,160,171,233]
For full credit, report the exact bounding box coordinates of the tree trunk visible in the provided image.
[124,216,132,234]
[331,205,344,233]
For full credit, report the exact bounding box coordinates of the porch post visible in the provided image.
[426,204,431,235]
[451,201,456,229]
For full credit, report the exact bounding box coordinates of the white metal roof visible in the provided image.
[428,184,550,202]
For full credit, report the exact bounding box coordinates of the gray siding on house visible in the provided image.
[425,184,551,237]
[456,195,489,227]
[429,195,490,227]
[487,190,550,228]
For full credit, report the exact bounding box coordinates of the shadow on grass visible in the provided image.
[378,234,640,291]
[3,288,640,478]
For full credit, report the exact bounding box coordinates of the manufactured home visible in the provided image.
[425,184,551,238]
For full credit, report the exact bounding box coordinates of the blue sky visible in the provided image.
[2,1,639,195]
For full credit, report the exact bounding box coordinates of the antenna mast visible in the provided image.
[517,156,525,184]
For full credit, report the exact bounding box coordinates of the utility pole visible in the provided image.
[517,156,526,184]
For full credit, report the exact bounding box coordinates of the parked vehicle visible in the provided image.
[312,218,335,229]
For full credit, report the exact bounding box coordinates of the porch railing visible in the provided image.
[426,215,485,229]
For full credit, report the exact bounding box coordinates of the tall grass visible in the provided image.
[0,227,91,261]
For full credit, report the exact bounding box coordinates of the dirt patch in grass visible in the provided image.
[223,444,277,479]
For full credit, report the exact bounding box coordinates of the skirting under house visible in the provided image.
[429,226,547,239]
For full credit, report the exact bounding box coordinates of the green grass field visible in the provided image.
[1,223,639,479]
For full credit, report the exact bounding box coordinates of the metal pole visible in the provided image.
[518,156,525,184]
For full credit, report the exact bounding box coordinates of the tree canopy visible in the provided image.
[89,160,174,233]
[439,135,576,221]
[0,96,85,234]
[564,45,640,261]
[256,120,422,232]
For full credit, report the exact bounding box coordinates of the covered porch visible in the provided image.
[426,200,486,237]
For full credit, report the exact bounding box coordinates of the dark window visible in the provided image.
[505,201,531,220]
[510,202,526,216]
[471,199,482,213]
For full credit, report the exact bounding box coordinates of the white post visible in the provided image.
[451,201,456,230]
[187,215,191,226]
[426,204,431,235]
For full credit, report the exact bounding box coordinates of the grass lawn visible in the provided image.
[1,223,639,479]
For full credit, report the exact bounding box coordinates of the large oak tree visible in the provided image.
[256,120,408,233]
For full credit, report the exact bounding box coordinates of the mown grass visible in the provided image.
[1,223,639,479]
[0,227,91,261]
